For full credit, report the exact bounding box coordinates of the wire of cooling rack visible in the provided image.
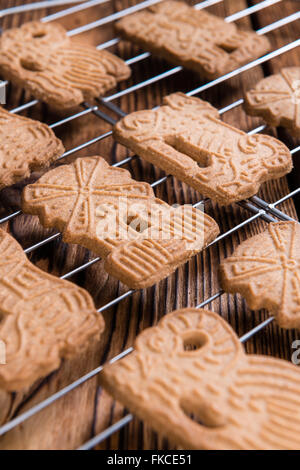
[41,0,111,22]
[0,0,297,367]
[0,0,86,18]
[1,2,299,229]
[0,0,299,449]
[0,0,297,340]
[78,315,277,451]
[4,0,299,106]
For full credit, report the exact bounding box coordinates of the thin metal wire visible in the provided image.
[0,1,221,94]
[101,10,300,102]
[78,414,134,450]
[92,200,287,317]
[0,0,84,18]
[60,257,100,279]
[59,130,113,159]
[42,0,110,22]
[274,188,300,207]
[78,304,277,450]
[18,113,294,256]
[95,0,279,51]
[0,0,298,449]
[66,0,287,38]
[224,0,282,23]
[84,0,224,51]
[92,102,296,226]
[49,106,98,129]
[2,66,292,229]
[4,1,292,113]
[1,0,275,92]
[67,0,163,36]
[187,38,300,97]
[257,11,300,35]
[0,210,22,224]
[3,115,298,250]
[239,317,275,343]
[251,196,297,222]
[66,0,225,36]
[0,177,295,439]
[291,145,300,156]
[237,201,277,223]
[0,347,134,437]
[193,0,223,10]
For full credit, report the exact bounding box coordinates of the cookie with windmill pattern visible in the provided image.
[0,106,64,188]
[0,21,131,111]
[115,1,270,79]
[244,67,300,137]
[220,222,300,329]
[101,307,300,449]
[22,156,219,289]
[114,92,293,205]
[0,229,104,392]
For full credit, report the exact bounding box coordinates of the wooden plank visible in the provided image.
[0,0,298,449]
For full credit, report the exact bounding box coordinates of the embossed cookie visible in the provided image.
[0,21,131,111]
[104,206,218,289]
[0,229,104,391]
[220,222,300,329]
[114,92,293,205]
[244,67,300,137]
[101,307,300,450]
[115,1,270,79]
[0,106,64,188]
[22,156,219,288]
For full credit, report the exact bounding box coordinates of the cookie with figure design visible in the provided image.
[101,307,300,449]
[114,92,293,205]
[22,156,219,289]
[220,222,300,329]
[0,21,131,111]
[0,229,104,392]
[0,106,64,188]
[115,1,270,79]
[244,67,300,137]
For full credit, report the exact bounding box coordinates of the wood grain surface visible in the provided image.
[0,0,299,450]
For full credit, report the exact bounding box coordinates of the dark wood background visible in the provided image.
[0,0,299,450]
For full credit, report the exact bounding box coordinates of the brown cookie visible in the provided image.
[115,1,270,80]
[114,92,293,205]
[0,228,104,391]
[101,307,300,450]
[244,67,300,137]
[104,205,219,289]
[0,21,131,111]
[22,156,219,289]
[220,221,300,329]
[0,106,64,188]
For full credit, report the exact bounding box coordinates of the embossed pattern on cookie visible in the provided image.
[101,308,300,450]
[22,156,219,288]
[104,205,219,289]
[115,1,270,79]
[244,67,300,137]
[220,222,300,329]
[0,21,131,110]
[0,106,64,188]
[114,92,293,205]
[0,229,104,391]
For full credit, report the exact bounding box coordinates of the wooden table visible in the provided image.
[0,0,299,450]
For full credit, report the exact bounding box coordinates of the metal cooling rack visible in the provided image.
[0,0,299,450]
